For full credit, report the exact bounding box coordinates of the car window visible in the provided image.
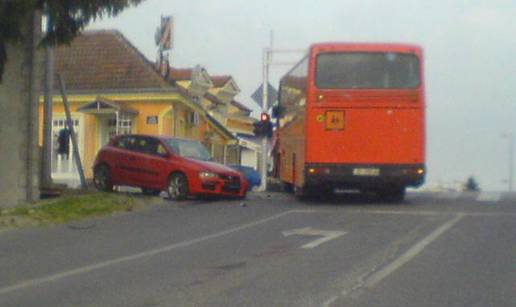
[133,137,167,156]
[157,144,168,155]
[131,137,148,153]
[114,136,137,150]
[163,138,212,161]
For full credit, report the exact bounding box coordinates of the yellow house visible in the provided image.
[206,76,260,169]
[38,30,236,186]
[168,68,261,169]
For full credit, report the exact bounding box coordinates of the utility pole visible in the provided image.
[258,32,272,192]
[42,11,54,187]
[257,31,304,192]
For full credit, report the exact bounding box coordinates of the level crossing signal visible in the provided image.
[253,112,273,138]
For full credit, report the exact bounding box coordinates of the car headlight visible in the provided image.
[199,171,218,179]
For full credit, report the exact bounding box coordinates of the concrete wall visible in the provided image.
[0,12,42,208]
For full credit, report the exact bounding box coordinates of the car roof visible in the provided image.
[115,134,201,143]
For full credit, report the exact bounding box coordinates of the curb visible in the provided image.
[247,191,293,200]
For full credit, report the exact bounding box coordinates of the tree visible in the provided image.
[0,0,145,81]
[464,176,480,192]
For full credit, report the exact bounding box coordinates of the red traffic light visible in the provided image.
[260,112,270,122]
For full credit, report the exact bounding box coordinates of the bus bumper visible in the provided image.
[304,163,425,189]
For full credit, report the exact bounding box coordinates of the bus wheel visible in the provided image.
[294,185,308,200]
[295,184,319,201]
[378,186,405,202]
[282,182,294,193]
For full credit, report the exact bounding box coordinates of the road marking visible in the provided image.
[324,214,464,306]
[282,227,347,249]
[339,209,516,218]
[436,191,461,199]
[0,210,313,296]
[476,192,501,202]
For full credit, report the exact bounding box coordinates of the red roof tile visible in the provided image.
[169,68,193,81]
[211,75,231,87]
[54,30,169,91]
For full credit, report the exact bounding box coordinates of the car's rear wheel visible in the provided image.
[93,164,113,192]
[168,173,189,201]
[142,188,161,196]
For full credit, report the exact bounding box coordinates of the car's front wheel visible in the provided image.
[93,164,113,192]
[167,173,189,201]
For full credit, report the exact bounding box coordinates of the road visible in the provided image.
[0,191,515,307]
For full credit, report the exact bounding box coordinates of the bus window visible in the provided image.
[315,52,420,89]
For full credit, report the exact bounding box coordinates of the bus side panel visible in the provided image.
[278,112,306,187]
[306,107,424,165]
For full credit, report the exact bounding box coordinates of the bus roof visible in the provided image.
[310,42,422,54]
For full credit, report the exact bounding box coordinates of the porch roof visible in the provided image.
[77,97,139,115]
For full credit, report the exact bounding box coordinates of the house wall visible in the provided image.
[0,12,43,208]
[37,95,237,183]
[227,119,254,135]
[226,145,240,165]
[38,99,177,180]
[241,148,259,169]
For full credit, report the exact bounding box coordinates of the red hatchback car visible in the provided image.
[93,135,248,200]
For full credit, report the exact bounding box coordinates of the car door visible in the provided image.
[140,137,171,188]
[112,135,140,186]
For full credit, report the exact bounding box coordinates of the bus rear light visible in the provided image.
[317,94,325,102]
[308,167,331,175]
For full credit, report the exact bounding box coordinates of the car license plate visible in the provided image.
[353,168,380,176]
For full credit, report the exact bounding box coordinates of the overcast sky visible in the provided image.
[89,0,516,191]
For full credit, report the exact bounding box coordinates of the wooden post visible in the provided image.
[57,74,87,189]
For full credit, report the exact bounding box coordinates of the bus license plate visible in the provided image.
[353,168,380,176]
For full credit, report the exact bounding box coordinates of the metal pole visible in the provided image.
[42,12,54,186]
[259,47,269,192]
[259,31,274,191]
[57,74,87,189]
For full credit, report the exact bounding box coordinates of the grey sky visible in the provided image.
[89,0,516,191]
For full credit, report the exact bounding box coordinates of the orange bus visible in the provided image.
[275,43,425,200]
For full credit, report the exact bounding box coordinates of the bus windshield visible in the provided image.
[315,52,420,89]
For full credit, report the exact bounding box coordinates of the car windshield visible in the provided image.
[163,138,212,161]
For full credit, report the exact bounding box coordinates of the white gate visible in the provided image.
[51,116,83,183]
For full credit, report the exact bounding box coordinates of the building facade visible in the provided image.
[38,31,236,187]
[169,70,260,170]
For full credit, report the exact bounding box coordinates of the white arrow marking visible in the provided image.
[282,227,347,249]
[476,192,501,202]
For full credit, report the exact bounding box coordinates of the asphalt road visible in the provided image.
[0,191,515,307]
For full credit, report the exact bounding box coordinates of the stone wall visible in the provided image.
[0,12,42,208]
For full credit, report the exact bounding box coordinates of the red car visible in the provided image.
[93,135,248,200]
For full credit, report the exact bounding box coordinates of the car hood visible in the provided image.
[182,157,241,175]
